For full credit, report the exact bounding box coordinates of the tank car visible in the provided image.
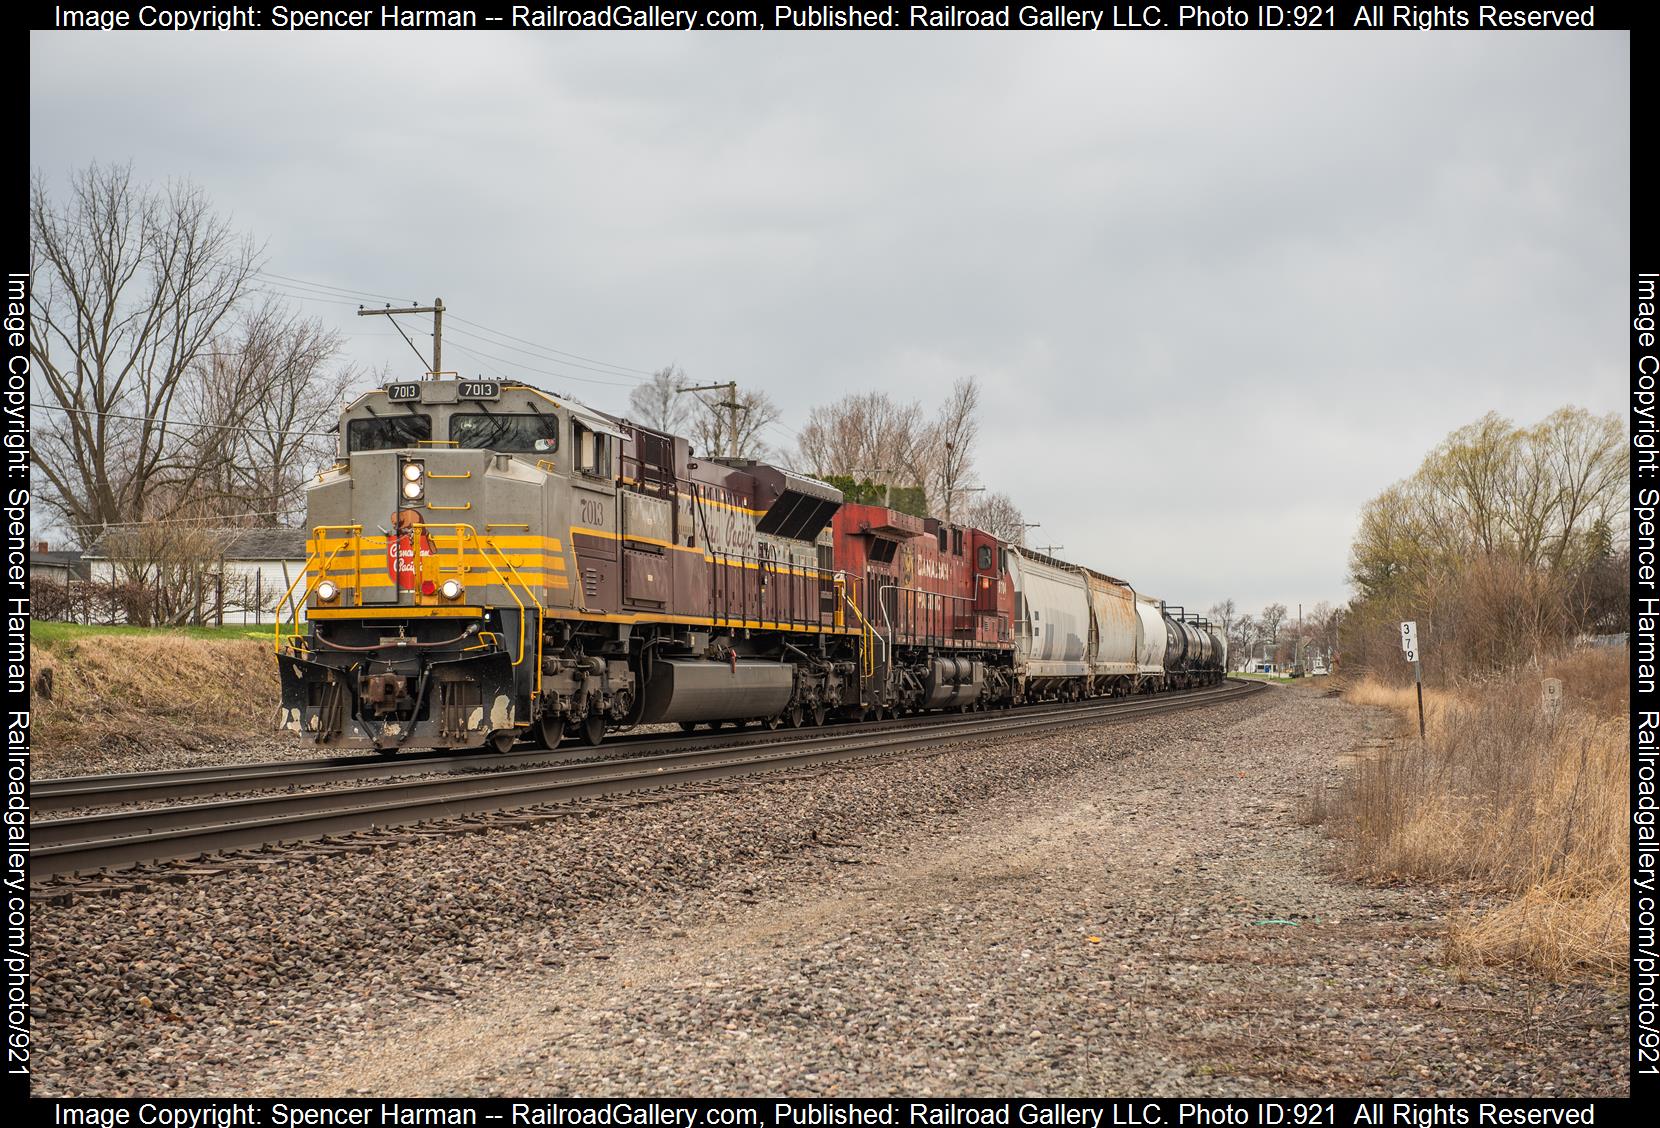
[1157,605,1226,688]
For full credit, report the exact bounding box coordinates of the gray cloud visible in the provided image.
[30,29,1629,614]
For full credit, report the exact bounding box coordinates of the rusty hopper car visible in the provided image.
[275,377,867,753]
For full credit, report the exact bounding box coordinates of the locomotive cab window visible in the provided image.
[978,545,993,571]
[951,529,963,556]
[347,414,432,452]
[574,420,614,478]
[450,413,559,454]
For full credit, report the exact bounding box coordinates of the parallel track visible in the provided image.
[35,689,1219,811]
[31,679,1263,878]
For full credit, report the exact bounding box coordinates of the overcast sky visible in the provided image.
[29,30,1629,615]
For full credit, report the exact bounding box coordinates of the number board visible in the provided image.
[458,381,501,400]
[385,383,421,402]
[1400,620,1419,664]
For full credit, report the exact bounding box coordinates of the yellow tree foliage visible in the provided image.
[1345,407,1625,679]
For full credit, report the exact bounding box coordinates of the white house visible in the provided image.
[81,527,310,626]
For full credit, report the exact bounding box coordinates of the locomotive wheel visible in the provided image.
[810,701,827,727]
[786,702,804,728]
[766,713,784,731]
[578,714,606,746]
[488,730,517,754]
[536,715,564,751]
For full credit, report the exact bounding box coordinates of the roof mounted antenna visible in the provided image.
[359,298,447,380]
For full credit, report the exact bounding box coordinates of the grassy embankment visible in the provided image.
[29,622,279,759]
[1320,647,1628,980]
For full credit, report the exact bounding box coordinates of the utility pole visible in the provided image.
[946,484,984,524]
[679,381,744,457]
[849,467,892,509]
[1018,522,1040,548]
[1035,544,1065,556]
[358,298,446,379]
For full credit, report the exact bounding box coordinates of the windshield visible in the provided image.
[347,414,432,451]
[450,412,559,454]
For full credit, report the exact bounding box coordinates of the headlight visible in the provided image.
[403,462,424,482]
[400,460,424,500]
[316,580,339,603]
[401,479,424,500]
[439,579,463,601]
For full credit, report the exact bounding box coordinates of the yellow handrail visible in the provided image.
[835,572,883,679]
[474,529,546,682]
[414,523,543,675]
[274,525,361,654]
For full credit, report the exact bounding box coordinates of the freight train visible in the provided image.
[275,375,1226,754]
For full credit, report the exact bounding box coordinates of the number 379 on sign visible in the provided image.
[1400,620,1419,663]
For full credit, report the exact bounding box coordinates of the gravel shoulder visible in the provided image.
[29,686,1626,1096]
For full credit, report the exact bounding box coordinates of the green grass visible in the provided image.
[29,621,269,649]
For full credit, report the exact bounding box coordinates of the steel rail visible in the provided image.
[33,686,1224,811]
[32,680,1264,878]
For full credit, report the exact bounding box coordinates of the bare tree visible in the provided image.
[929,376,980,520]
[626,365,694,435]
[1231,614,1259,670]
[30,163,261,539]
[1207,599,1237,648]
[795,391,930,497]
[686,386,780,460]
[1259,602,1288,651]
[191,299,358,525]
[960,490,1028,543]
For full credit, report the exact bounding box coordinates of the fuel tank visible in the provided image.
[636,657,795,724]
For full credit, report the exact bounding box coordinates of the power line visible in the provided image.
[65,508,292,530]
[252,270,415,305]
[35,403,334,438]
[447,313,656,378]
[439,336,638,389]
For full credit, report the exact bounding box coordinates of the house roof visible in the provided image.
[30,549,90,579]
[83,527,308,562]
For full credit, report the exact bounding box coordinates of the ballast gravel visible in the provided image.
[28,687,1627,1096]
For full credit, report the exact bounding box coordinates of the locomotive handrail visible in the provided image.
[415,522,542,677]
[876,582,980,649]
[476,531,547,682]
[836,572,884,679]
[274,525,362,654]
[707,549,837,632]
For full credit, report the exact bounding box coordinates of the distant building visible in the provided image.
[81,527,309,625]
[29,542,89,584]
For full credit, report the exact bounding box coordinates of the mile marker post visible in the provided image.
[1542,677,1563,729]
[1400,620,1425,744]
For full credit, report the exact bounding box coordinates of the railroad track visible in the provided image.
[34,687,1227,812]
[31,678,1264,878]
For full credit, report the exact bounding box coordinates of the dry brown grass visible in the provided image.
[31,632,279,758]
[1327,647,1628,980]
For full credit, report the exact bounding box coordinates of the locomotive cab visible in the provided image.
[277,378,604,753]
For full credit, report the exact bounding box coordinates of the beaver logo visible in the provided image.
[386,508,435,590]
